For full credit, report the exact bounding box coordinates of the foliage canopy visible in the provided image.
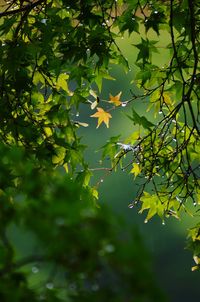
[0,0,200,297]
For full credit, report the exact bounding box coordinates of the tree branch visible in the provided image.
[186,0,200,134]
[0,0,45,18]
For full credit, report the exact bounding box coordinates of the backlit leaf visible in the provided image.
[90,107,112,128]
[109,92,122,106]
[52,146,66,165]
[89,89,100,109]
[130,163,141,178]
[162,92,173,107]
[91,99,99,110]
[75,121,89,127]
[56,73,69,93]
[44,127,53,137]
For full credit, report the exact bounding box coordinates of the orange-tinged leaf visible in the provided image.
[109,92,122,106]
[90,107,112,128]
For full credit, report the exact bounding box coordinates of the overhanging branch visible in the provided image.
[0,0,45,18]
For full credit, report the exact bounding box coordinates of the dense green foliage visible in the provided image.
[0,0,200,298]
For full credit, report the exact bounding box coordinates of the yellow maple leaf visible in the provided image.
[90,107,112,128]
[130,163,141,178]
[109,92,122,106]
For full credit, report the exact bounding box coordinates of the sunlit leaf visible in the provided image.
[44,127,53,137]
[74,121,89,127]
[193,255,200,265]
[89,89,98,99]
[109,92,122,106]
[91,99,99,110]
[89,89,100,109]
[162,92,173,107]
[33,71,45,85]
[63,163,69,173]
[191,265,199,272]
[146,205,157,221]
[192,256,200,271]
[56,73,69,93]
[91,188,98,199]
[124,131,140,144]
[130,163,141,178]
[90,107,112,128]
[52,146,66,165]
[76,169,92,187]
[38,55,46,66]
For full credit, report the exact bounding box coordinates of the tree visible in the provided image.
[0,0,199,292]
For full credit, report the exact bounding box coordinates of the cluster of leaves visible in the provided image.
[0,0,199,274]
[98,1,200,229]
[187,223,200,271]
[86,0,200,265]
[0,0,168,299]
[0,0,129,175]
